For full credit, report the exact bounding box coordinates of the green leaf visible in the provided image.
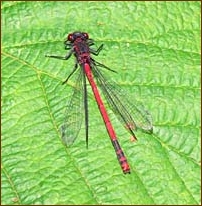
[2,1,200,205]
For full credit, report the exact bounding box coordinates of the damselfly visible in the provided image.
[46,32,153,174]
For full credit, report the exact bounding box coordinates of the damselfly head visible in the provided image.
[67,32,89,43]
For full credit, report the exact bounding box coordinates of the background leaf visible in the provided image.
[2,1,200,205]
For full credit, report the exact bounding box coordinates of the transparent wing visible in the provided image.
[61,69,84,146]
[92,63,153,138]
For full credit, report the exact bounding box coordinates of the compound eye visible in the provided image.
[83,32,89,39]
[67,33,74,42]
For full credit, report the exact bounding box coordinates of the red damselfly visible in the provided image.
[46,32,153,174]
